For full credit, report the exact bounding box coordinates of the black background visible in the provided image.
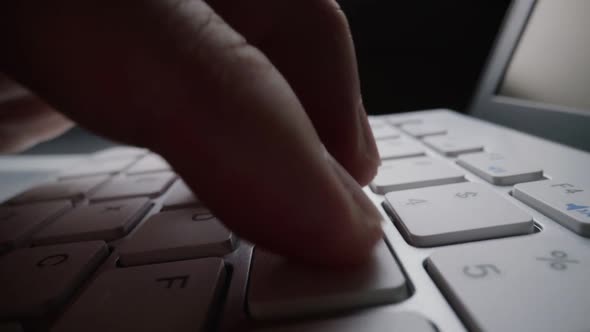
[338,1,511,114]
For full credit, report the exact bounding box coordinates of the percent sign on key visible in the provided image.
[536,250,579,270]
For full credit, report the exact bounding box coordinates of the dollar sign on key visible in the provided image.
[456,192,478,199]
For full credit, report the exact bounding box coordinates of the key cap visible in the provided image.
[400,123,446,138]
[162,180,200,211]
[370,157,465,195]
[126,154,171,175]
[370,123,401,140]
[9,176,108,204]
[386,117,422,126]
[33,198,152,245]
[256,311,436,332]
[52,258,225,332]
[367,117,387,127]
[91,147,147,161]
[0,241,107,318]
[423,135,484,157]
[457,152,543,185]
[119,208,235,266]
[90,172,175,202]
[514,180,590,236]
[0,201,70,252]
[377,139,425,160]
[248,240,408,319]
[426,236,590,332]
[385,182,533,246]
[59,158,136,179]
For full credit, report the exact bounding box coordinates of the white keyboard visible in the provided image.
[1,109,589,332]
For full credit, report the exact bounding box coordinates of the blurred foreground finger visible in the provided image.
[0,0,382,265]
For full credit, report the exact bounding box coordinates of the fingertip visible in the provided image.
[296,153,383,267]
[339,101,380,187]
[325,223,383,267]
[358,102,380,166]
[289,224,383,267]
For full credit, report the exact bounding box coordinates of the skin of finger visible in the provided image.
[0,73,30,102]
[0,73,73,153]
[207,0,381,185]
[0,0,381,265]
[0,96,73,153]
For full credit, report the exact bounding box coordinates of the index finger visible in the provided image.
[208,0,381,185]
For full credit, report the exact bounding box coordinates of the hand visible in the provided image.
[0,73,72,152]
[0,0,382,266]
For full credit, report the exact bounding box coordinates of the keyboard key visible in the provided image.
[514,180,590,237]
[90,172,175,202]
[91,147,147,161]
[370,123,401,140]
[248,240,408,319]
[59,158,136,179]
[367,117,387,127]
[426,236,590,332]
[385,182,533,246]
[8,176,108,204]
[0,241,107,318]
[400,123,446,138]
[370,157,465,195]
[457,152,543,185]
[126,154,171,175]
[377,139,425,160]
[256,311,436,332]
[0,201,70,252]
[423,136,484,157]
[52,258,225,332]
[33,198,152,245]
[162,179,200,211]
[119,208,235,266]
[386,117,422,126]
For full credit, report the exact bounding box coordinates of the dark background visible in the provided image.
[24,1,512,154]
[339,1,511,114]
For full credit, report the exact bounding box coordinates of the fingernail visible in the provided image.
[326,152,383,237]
[357,101,381,169]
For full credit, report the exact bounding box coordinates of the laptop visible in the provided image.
[1,1,589,331]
